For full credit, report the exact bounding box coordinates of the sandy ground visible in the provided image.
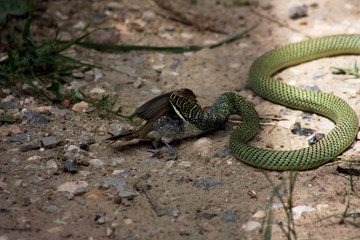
[1,0,360,239]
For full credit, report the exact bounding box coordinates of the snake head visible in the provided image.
[169,91,203,124]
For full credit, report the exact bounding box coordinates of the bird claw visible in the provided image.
[148,140,178,160]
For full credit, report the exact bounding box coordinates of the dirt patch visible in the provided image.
[1,0,360,239]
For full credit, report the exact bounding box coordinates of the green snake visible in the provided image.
[170,34,360,170]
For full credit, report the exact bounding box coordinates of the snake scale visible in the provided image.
[170,34,360,170]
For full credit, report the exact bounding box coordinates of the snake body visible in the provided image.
[170,34,360,170]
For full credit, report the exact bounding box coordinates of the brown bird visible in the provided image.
[108,88,197,160]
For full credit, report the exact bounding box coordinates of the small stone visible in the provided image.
[106,226,114,237]
[90,88,105,94]
[301,112,313,121]
[114,195,122,204]
[192,178,223,191]
[106,2,123,10]
[108,123,126,136]
[27,155,42,161]
[316,203,329,212]
[64,158,78,173]
[19,139,42,152]
[308,133,325,145]
[0,101,18,109]
[79,143,90,151]
[292,205,315,220]
[95,215,105,224]
[192,138,214,158]
[291,128,316,136]
[289,3,308,19]
[242,220,261,231]
[111,157,125,166]
[142,11,156,22]
[84,192,106,203]
[0,125,21,136]
[252,210,266,219]
[124,219,132,224]
[104,177,137,198]
[6,132,31,143]
[214,148,232,158]
[133,78,143,88]
[41,136,63,148]
[131,56,145,64]
[26,114,51,128]
[221,213,239,222]
[170,58,181,69]
[57,181,88,193]
[90,159,105,166]
[46,159,58,169]
[44,205,62,213]
[178,161,191,167]
[72,101,89,112]
[300,84,321,92]
[202,213,218,220]
[140,173,151,180]
[73,187,88,196]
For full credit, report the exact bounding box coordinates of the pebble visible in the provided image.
[252,210,266,219]
[316,203,329,212]
[133,78,143,89]
[289,3,308,19]
[11,158,21,165]
[41,136,63,148]
[300,84,321,92]
[142,11,156,22]
[57,181,88,193]
[140,173,151,180]
[291,128,316,136]
[104,177,137,198]
[19,139,42,152]
[202,213,218,220]
[106,226,114,237]
[26,113,51,128]
[84,192,106,203]
[170,58,181,69]
[308,133,325,145]
[178,161,191,167]
[192,178,223,191]
[117,171,135,178]
[6,132,31,143]
[292,205,315,220]
[44,205,62,213]
[214,148,232,158]
[46,159,58,169]
[0,101,18,109]
[105,1,123,10]
[0,124,21,136]
[90,159,105,166]
[64,158,78,173]
[301,112,313,121]
[27,155,42,161]
[72,101,89,112]
[220,213,239,222]
[94,215,105,224]
[242,220,261,231]
[108,123,126,136]
[90,88,105,94]
[79,144,90,151]
[111,157,125,166]
[192,138,214,158]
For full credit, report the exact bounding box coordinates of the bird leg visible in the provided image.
[146,140,178,160]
